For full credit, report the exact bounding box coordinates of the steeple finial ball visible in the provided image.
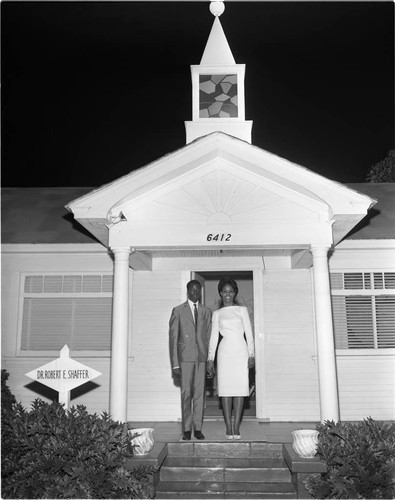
[209,1,225,17]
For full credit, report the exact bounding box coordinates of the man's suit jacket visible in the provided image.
[169,302,212,368]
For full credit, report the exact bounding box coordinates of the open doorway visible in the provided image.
[192,270,255,419]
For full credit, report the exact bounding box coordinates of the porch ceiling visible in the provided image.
[148,248,295,258]
[130,246,312,270]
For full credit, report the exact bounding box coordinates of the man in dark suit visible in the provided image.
[169,280,212,440]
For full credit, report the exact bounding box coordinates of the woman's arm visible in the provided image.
[207,311,219,361]
[241,307,255,359]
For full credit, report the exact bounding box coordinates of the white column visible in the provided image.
[109,247,131,422]
[311,245,340,422]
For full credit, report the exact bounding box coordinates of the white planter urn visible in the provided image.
[129,428,154,456]
[291,429,319,458]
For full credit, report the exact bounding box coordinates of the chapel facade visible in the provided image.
[2,1,394,424]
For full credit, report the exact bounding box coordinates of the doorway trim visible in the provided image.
[181,261,266,419]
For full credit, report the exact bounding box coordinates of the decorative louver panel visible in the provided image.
[25,274,113,294]
[21,274,113,351]
[331,272,395,349]
[376,296,395,348]
[329,273,343,290]
[330,272,395,291]
[331,296,375,348]
[63,275,82,293]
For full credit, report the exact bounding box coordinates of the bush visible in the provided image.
[1,369,16,414]
[1,371,155,499]
[304,418,395,499]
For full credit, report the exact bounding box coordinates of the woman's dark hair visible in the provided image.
[218,277,239,307]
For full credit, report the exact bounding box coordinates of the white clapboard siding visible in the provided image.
[128,270,183,421]
[336,356,395,420]
[263,269,320,421]
[1,249,114,414]
[5,246,393,424]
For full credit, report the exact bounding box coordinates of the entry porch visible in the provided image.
[127,419,326,499]
[127,419,317,444]
[66,132,376,425]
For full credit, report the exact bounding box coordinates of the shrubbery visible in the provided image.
[304,418,395,499]
[1,369,155,499]
[1,369,16,413]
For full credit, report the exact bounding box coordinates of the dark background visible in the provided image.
[2,1,394,187]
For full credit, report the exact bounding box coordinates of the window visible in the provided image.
[199,74,238,118]
[20,274,113,352]
[330,272,395,349]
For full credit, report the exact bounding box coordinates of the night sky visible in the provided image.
[2,1,394,187]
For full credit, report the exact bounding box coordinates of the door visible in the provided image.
[192,270,256,419]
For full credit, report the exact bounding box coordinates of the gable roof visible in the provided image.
[345,183,395,240]
[65,132,375,249]
[2,187,95,244]
[2,183,393,245]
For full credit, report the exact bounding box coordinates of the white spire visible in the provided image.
[185,0,253,144]
[200,15,235,66]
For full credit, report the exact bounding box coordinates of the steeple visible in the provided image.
[185,1,253,144]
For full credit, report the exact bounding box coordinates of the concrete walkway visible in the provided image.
[128,420,319,444]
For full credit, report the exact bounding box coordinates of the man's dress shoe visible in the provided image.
[194,430,205,440]
[182,431,191,440]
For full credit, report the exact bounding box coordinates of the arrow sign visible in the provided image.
[26,345,102,408]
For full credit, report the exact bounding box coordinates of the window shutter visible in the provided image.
[376,296,395,348]
[331,296,375,348]
[345,296,375,348]
[331,296,349,349]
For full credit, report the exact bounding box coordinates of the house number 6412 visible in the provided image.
[206,233,232,242]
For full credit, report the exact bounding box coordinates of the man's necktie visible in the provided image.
[193,303,198,331]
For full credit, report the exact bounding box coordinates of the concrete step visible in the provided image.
[160,457,291,483]
[155,480,296,499]
[167,441,283,459]
[156,442,296,499]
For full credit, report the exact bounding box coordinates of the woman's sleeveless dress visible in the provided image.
[208,306,255,397]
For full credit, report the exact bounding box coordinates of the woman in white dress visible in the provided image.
[207,278,255,439]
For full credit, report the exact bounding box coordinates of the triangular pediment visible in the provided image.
[66,133,375,252]
[111,162,328,227]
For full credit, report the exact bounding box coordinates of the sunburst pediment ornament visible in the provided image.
[122,168,292,225]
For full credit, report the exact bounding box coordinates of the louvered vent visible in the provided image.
[331,272,395,349]
[330,272,395,291]
[329,273,343,290]
[24,274,113,293]
[21,274,113,351]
